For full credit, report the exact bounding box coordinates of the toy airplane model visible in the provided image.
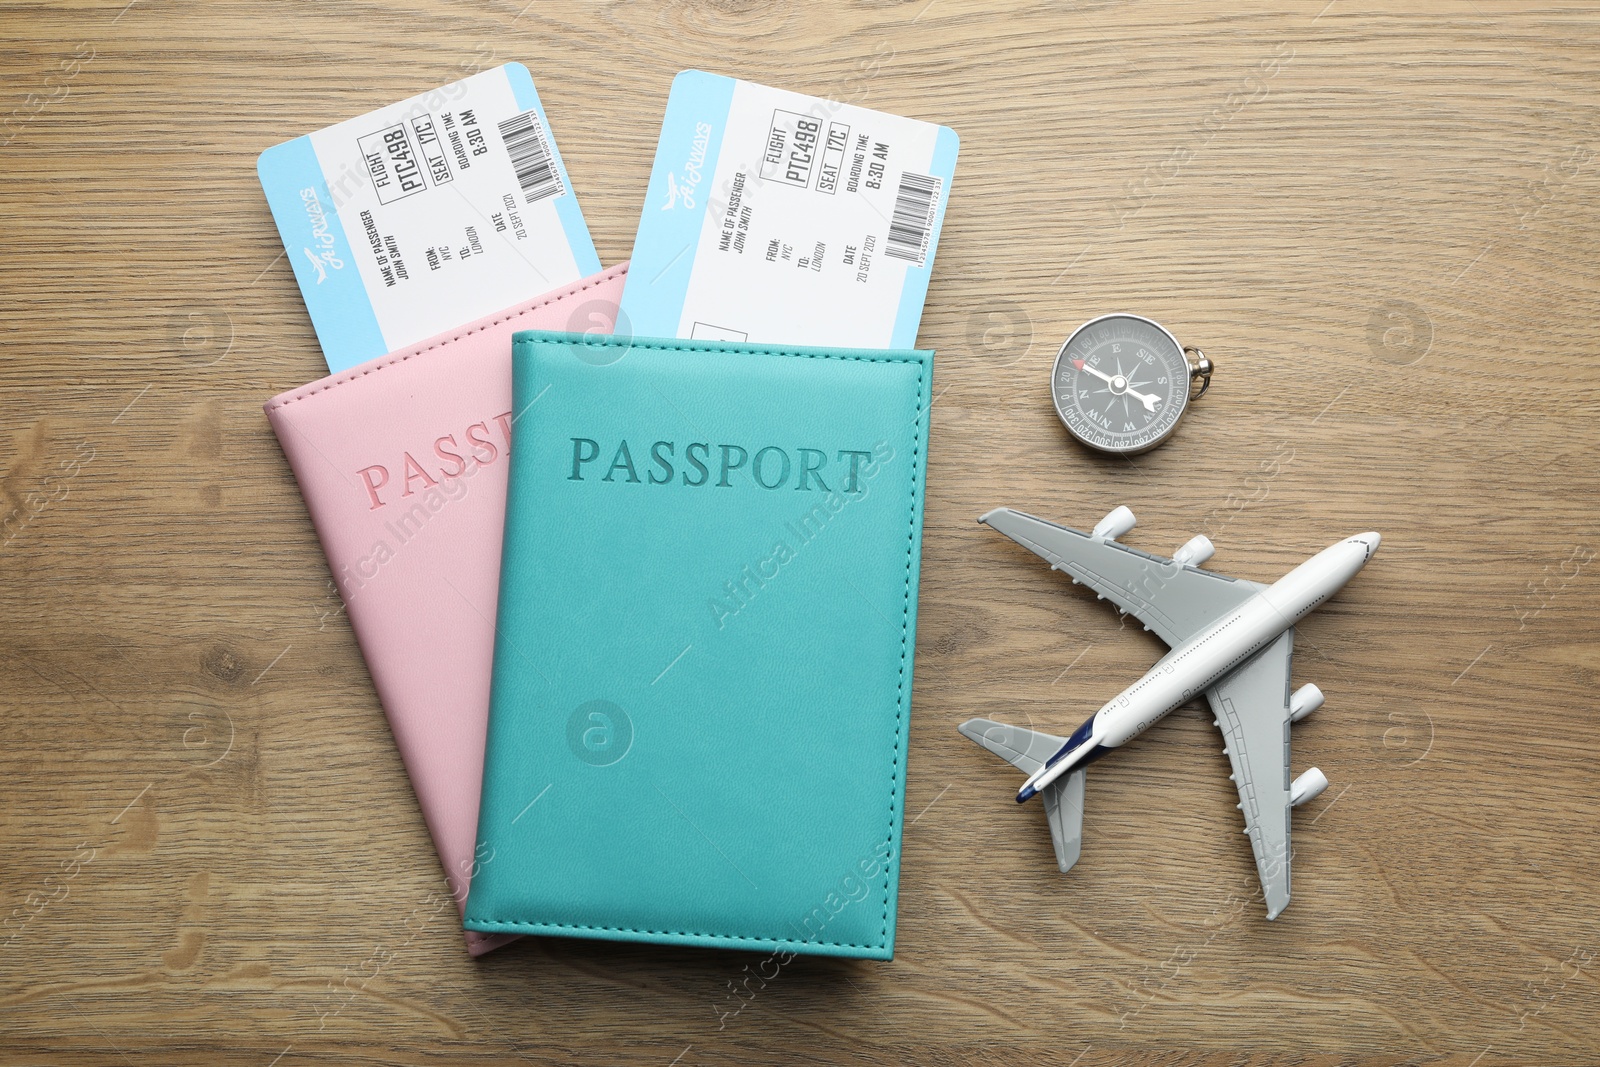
[960,506,1380,919]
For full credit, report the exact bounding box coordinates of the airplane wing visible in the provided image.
[980,508,1263,648]
[1204,628,1295,919]
[958,718,1086,872]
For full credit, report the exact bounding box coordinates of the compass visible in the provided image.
[1050,314,1213,455]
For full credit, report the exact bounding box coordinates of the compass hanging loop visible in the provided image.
[1184,346,1213,401]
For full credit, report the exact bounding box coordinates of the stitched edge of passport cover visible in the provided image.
[264,268,629,415]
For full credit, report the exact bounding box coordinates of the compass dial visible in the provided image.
[1051,314,1192,455]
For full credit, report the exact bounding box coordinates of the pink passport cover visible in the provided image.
[264,264,628,955]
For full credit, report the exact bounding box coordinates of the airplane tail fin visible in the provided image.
[958,718,1087,873]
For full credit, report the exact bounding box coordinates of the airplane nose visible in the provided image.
[1357,532,1381,558]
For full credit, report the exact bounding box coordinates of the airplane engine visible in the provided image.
[1289,683,1324,723]
[1290,767,1329,807]
[1172,534,1215,567]
[1091,505,1136,541]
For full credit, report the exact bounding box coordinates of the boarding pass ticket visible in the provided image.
[620,70,959,350]
[258,63,600,372]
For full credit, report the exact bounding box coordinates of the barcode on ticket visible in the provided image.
[498,109,565,204]
[884,171,941,265]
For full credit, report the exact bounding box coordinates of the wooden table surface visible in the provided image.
[4,1,1598,1063]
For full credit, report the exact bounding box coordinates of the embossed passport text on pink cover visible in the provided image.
[264,264,627,955]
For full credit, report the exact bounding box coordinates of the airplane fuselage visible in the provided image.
[1018,533,1379,801]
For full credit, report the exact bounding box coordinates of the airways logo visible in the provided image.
[659,121,712,210]
[299,186,344,282]
[355,412,513,510]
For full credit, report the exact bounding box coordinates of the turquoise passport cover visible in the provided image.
[463,332,933,959]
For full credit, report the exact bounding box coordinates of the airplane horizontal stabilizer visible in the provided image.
[1040,769,1086,872]
[958,717,1066,776]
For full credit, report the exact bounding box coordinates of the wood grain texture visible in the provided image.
[2,1,1597,1063]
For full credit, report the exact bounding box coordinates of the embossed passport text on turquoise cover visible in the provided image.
[463,332,932,959]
